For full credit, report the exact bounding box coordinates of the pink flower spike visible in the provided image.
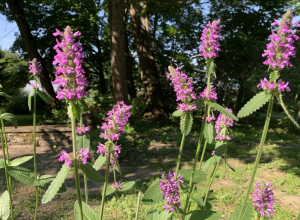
[29,58,42,76]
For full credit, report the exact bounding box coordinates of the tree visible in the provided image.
[4,0,58,107]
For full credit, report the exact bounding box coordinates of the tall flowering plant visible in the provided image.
[237,9,300,220]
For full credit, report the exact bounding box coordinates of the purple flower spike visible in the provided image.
[53,26,88,101]
[112,182,122,190]
[160,172,184,212]
[77,148,91,165]
[199,85,218,102]
[262,9,300,71]
[253,182,275,217]
[257,78,290,92]
[29,58,42,76]
[167,66,197,112]
[58,148,91,167]
[76,124,90,135]
[215,107,234,140]
[58,150,72,167]
[199,19,221,59]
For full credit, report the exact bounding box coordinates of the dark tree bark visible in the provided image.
[129,1,166,117]
[5,0,58,107]
[108,0,129,105]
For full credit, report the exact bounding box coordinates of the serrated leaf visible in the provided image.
[92,155,106,170]
[105,185,115,196]
[120,181,135,191]
[180,112,193,136]
[7,166,35,185]
[80,163,105,183]
[269,71,279,82]
[209,102,238,121]
[0,159,5,169]
[276,94,300,128]
[9,156,33,167]
[71,104,81,120]
[214,143,226,157]
[228,204,252,220]
[0,92,12,99]
[172,109,182,117]
[0,190,10,220]
[157,210,172,220]
[206,61,214,78]
[35,175,66,193]
[185,210,220,220]
[206,190,215,207]
[202,157,216,172]
[204,122,214,144]
[76,134,90,151]
[179,169,206,183]
[37,90,53,105]
[28,88,35,111]
[74,200,99,220]
[195,99,205,109]
[42,164,71,204]
[145,206,159,220]
[1,113,17,128]
[142,181,163,205]
[191,192,205,208]
[238,92,272,118]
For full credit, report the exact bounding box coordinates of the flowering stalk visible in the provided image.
[0,119,13,220]
[239,10,299,219]
[99,153,110,220]
[252,182,275,217]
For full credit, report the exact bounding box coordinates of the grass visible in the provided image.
[1,115,300,219]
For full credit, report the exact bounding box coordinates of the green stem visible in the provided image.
[296,209,300,220]
[203,160,220,205]
[198,140,208,170]
[175,134,185,178]
[80,115,89,204]
[33,83,39,220]
[71,113,83,220]
[113,168,118,219]
[0,120,14,220]
[238,96,274,220]
[134,192,142,220]
[100,153,110,220]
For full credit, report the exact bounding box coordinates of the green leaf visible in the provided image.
[76,134,90,151]
[120,181,135,191]
[214,143,226,157]
[37,90,53,105]
[80,163,105,183]
[179,169,206,183]
[7,166,35,185]
[35,175,66,193]
[142,181,163,205]
[74,200,99,220]
[206,61,214,78]
[92,155,106,170]
[180,112,193,136]
[0,190,10,220]
[28,88,35,111]
[237,92,272,118]
[145,206,159,220]
[42,164,71,204]
[1,113,18,128]
[228,204,252,220]
[9,156,33,167]
[276,94,300,129]
[185,210,220,220]
[157,210,172,220]
[269,71,279,82]
[114,159,121,174]
[195,99,205,109]
[0,159,5,169]
[202,157,216,172]
[172,109,182,117]
[71,104,81,120]
[190,192,205,208]
[0,92,12,99]
[223,160,235,172]
[206,190,215,208]
[105,185,115,196]
[209,102,238,121]
[204,122,214,144]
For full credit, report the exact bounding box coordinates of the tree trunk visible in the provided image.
[124,13,137,99]
[129,1,166,117]
[108,0,129,105]
[5,0,58,107]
